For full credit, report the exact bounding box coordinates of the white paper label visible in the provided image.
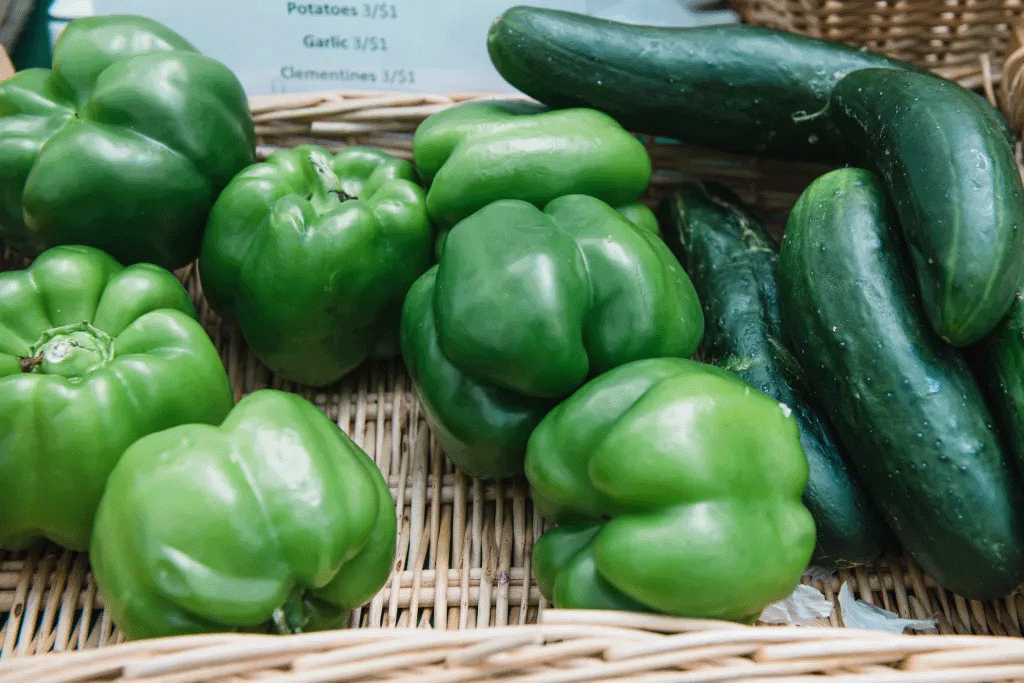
[84,0,736,96]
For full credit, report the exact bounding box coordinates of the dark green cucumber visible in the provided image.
[830,68,1024,348]
[969,295,1024,472]
[778,167,1024,599]
[658,181,886,569]
[486,6,1014,163]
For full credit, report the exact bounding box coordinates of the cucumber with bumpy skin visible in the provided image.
[486,6,1014,163]
[778,167,1024,600]
[659,181,885,569]
[829,67,1024,347]
[969,295,1024,474]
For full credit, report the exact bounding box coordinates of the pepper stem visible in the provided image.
[19,353,43,373]
[24,322,114,379]
[270,589,310,635]
[305,155,349,214]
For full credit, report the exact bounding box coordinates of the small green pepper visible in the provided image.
[0,15,255,270]
[527,357,816,622]
[401,195,703,479]
[0,245,233,551]
[90,389,397,640]
[199,145,434,386]
[413,100,652,230]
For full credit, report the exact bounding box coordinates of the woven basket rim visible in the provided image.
[4,609,1024,682]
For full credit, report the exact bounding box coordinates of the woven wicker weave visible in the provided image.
[5,610,1024,682]
[733,0,1024,89]
[4,12,1024,680]
[999,19,1024,132]
[0,0,33,53]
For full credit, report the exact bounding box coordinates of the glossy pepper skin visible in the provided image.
[412,100,652,230]
[0,15,255,270]
[400,195,704,480]
[90,389,398,640]
[0,245,234,552]
[527,357,816,621]
[199,145,434,387]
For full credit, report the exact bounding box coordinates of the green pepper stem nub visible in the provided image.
[19,353,43,373]
[305,154,348,214]
[25,322,115,380]
[270,588,311,634]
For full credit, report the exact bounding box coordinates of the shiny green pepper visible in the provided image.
[401,195,703,479]
[0,245,234,551]
[90,389,397,640]
[199,145,434,387]
[0,15,255,270]
[527,357,816,622]
[412,100,652,230]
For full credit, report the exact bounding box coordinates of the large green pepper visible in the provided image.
[0,245,234,551]
[90,389,397,640]
[401,195,703,479]
[0,15,255,270]
[527,357,815,622]
[413,100,652,230]
[199,145,434,387]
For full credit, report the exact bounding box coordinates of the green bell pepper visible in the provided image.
[0,245,234,552]
[412,100,652,229]
[527,357,816,622]
[90,389,397,640]
[199,144,434,387]
[0,15,255,270]
[614,202,660,238]
[401,195,703,480]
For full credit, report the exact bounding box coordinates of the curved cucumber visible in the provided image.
[659,181,885,569]
[969,295,1024,472]
[778,167,1024,599]
[486,6,1013,163]
[829,68,1024,347]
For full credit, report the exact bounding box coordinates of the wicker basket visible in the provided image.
[0,0,32,53]
[733,0,1024,90]
[6,6,1024,681]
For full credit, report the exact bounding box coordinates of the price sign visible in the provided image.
[85,0,582,95]
[85,0,734,95]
